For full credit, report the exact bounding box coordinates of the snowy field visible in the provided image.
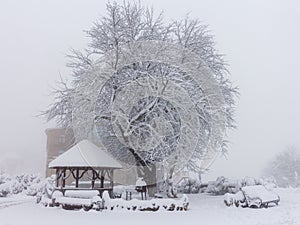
[0,188,300,225]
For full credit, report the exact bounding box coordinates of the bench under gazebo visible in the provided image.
[49,139,122,197]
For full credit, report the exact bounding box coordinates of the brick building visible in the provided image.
[45,128,75,177]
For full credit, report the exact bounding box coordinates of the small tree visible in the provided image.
[263,146,300,188]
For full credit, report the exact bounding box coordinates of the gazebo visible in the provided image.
[49,139,122,197]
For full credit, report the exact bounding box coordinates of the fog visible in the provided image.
[0,0,299,180]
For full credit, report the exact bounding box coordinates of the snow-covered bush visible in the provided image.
[43,175,56,194]
[0,173,48,197]
[205,176,265,195]
[25,182,44,196]
[32,175,56,198]
[240,177,262,187]
[206,176,239,195]
[0,182,11,197]
[37,175,56,204]
[176,178,200,194]
[0,172,12,197]
[15,174,41,192]
[10,180,24,194]
[0,171,11,184]
[8,174,42,196]
[260,176,278,189]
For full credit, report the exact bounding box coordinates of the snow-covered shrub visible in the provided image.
[206,176,266,195]
[31,175,56,198]
[176,178,200,194]
[10,180,24,194]
[224,191,245,207]
[25,182,44,196]
[206,176,239,195]
[261,176,277,189]
[0,172,12,197]
[240,177,262,187]
[0,173,47,197]
[37,175,56,204]
[0,182,11,197]
[41,175,56,196]
[14,173,44,196]
[15,174,41,192]
[0,172,11,184]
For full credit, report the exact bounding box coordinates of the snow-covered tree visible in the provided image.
[43,1,237,197]
[263,146,300,188]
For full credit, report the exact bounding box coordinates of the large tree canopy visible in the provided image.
[44,1,238,196]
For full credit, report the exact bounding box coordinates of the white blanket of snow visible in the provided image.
[0,194,33,209]
[64,190,100,199]
[1,188,300,225]
[55,196,93,206]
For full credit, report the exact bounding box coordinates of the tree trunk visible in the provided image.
[166,165,177,198]
[137,164,157,197]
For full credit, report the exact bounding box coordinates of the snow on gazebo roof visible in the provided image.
[49,139,122,169]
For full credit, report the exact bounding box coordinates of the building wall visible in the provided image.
[114,167,137,185]
[45,128,75,177]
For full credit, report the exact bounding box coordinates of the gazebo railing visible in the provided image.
[54,167,115,197]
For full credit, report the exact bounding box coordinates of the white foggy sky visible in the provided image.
[0,0,299,180]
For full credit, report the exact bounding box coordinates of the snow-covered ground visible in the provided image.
[0,194,33,210]
[0,188,300,225]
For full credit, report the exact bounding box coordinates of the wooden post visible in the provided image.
[110,169,114,189]
[100,175,104,188]
[91,170,96,189]
[75,169,79,188]
[56,169,60,187]
[62,168,66,188]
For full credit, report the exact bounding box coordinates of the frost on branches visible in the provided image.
[43,1,238,197]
